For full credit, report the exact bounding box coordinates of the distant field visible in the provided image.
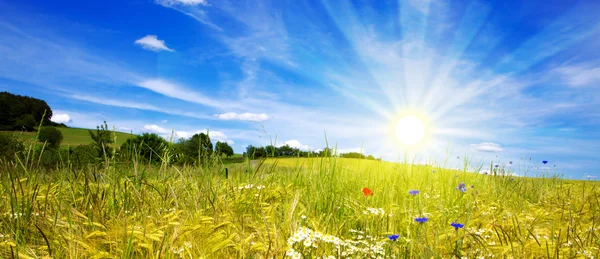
[1,127,135,147]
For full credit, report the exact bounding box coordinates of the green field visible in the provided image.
[2,127,135,148]
[0,156,598,258]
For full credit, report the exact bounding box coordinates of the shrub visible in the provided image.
[71,144,98,168]
[89,121,114,158]
[38,126,63,149]
[120,133,170,164]
[0,133,25,162]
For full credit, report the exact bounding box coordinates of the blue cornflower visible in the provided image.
[484,172,488,175]
[388,234,400,241]
[542,160,548,164]
[455,182,467,192]
[414,217,429,223]
[494,164,499,168]
[409,190,420,196]
[451,222,464,230]
[510,178,514,181]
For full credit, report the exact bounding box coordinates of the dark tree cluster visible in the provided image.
[0,91,66,131]
[244,144,326,159]
[244,145,378,160]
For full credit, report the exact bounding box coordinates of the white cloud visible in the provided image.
[470,142,503,152]
[161,120,168,124]
[134,35,174,52]
[277,140,311,151]
[214,112,269,122]
[51,113,71,123]
[117,126,132,132]
[143,124,169,134]
[156,0,207,6]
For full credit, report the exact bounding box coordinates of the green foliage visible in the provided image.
[14,114,37,131]
[174,132,213,165]
[70,144,98,168]
[89,121,114,157]
[339,152,365,159]
[0,91,58,130]
[0,133,24,162]
[37,126,63,149]
[120,133,170,164]
[215,141,234,157]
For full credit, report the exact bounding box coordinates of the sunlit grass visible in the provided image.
[0,153,599,258]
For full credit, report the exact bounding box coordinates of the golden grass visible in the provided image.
[0,157,598,258]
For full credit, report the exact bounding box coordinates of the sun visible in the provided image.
[395,115,426,145]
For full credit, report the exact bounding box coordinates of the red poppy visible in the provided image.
[362,187,373,196]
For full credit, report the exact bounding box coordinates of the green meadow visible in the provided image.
[1,127,134,148]
[1,150,598,258]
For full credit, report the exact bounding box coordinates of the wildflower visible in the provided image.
[510,178,514,181]
[494,164,499,168]
[388,234,399,241]
[431,170,436,173]
[543,160,548,164]
[455,182,467,192]
[451,222,464,230]
[301,215,307,219]
[509,161,513,164]
[484,171,488,175]
[362,187,374,196]
[409,190,420,195]
[414,217,428,223]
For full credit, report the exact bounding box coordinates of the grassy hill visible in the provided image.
[2,127,135,147]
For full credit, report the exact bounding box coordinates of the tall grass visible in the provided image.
[0,139,599,258]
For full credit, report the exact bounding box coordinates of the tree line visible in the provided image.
[0,120,236,169]
[0,91,66,131]
[244,145,379,160]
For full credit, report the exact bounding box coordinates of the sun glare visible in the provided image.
[395,115,425,145]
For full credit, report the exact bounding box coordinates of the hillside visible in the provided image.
[2,127,135,147]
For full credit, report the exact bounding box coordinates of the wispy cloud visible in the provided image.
[470,142,503,153]
[134,35,174,52]
[69,94,213,120]
[156,0,207,6]
[137,79,228,109]
[214,112,268,122]
[554,64,600,87]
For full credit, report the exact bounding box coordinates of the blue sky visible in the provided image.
[1,0,600,178]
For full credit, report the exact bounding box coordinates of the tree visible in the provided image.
[89,121,114,157]
[120,133,169,164]
[174,132,213,165]
[0,91,57,130]
[215,141,234,158]
[14,114,36,131]
[265,145,278,157]
[319,147,332,157]
[278,144,295,157]
[38,126,63,149]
